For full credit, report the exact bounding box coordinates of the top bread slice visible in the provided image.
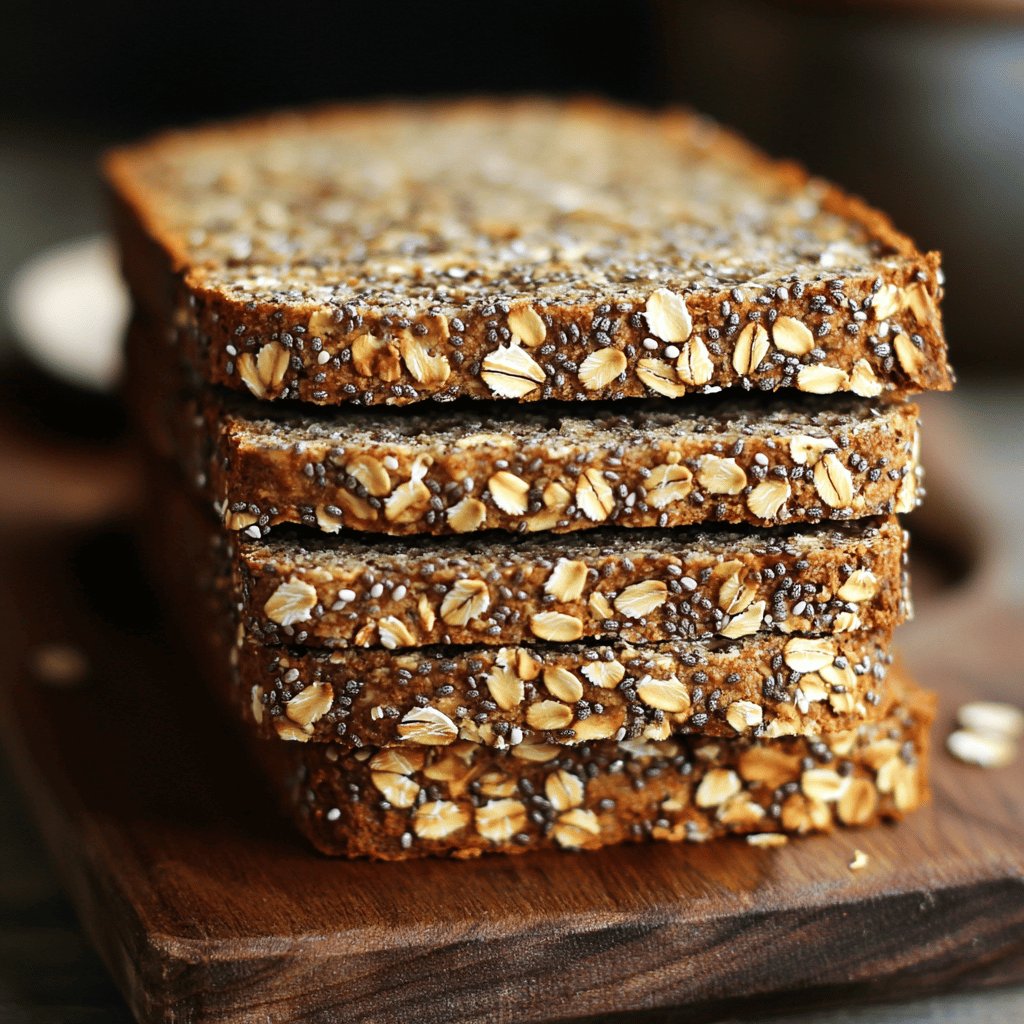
[105,99,953,408]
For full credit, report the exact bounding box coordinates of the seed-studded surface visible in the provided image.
[128,324,924,539]
[236,517,908,650]
[107,99,953,407]
[142,468,901,752]
[265,668,932,859]
[240,629,894,748]
[209,395,922,537]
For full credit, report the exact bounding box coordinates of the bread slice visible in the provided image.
[242,628,894,748]
[262,665,933,858]
[127,322,923,539]
[106,99,953,408]
[237,517,908,651]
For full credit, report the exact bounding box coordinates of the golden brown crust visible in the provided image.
[126,321,924,540]
[106,99,953,408]
[261,667,933,859]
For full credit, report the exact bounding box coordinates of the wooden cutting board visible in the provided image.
[0,522,1021,1024]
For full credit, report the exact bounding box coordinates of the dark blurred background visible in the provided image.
[2,0,1022,379]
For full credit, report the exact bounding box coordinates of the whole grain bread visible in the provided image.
[242,628,894,748]
[263,666,933,858]
[237,518,908,651]
[126,321,923,539]
[106,99,953,408]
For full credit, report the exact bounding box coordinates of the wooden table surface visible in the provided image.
[0,385,1021,1023]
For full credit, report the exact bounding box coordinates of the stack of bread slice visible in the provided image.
[107,99,953,859]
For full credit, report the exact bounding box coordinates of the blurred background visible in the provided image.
[0,1,1021,1021]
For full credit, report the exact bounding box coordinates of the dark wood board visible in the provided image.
[0,521,1022,1024]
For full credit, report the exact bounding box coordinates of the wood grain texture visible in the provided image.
[0,527,1021,1024]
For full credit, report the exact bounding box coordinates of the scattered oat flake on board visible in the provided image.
[849,849,869,871]
[956,701,1024,739]
[947,728,1017,768]
[747,833,788,848]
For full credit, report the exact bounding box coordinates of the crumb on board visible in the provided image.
[747,833,788,848]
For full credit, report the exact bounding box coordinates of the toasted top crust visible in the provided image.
[107,99,953,405]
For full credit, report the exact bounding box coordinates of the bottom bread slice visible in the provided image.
[262,666,933,859]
